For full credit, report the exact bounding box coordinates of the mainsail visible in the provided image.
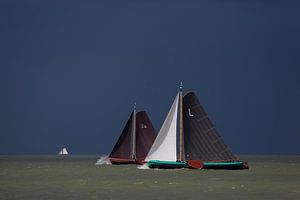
[183,92,237,161]
[145,94,179,162]
[109,110,157,161]
[58,147,69,155]
[109,112,133,159]
[135,111,157,160]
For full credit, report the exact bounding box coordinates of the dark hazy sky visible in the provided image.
[1,0,299,155]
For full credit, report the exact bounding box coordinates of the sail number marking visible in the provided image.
[188,108,194,117]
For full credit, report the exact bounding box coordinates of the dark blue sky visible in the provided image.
[1,0,299,155]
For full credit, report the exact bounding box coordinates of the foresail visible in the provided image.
[183,92,238,161]
[145,94,179,162]
[135,111,157,160]
[109,112,133,159]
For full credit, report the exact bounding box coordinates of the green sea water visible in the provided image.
[0,155,299,200]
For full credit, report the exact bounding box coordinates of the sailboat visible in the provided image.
[58,147,69,155]
[145,83,248,169]
[109,103,157,164]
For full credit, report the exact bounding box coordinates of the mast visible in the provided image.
[179,81,183,161]
[131,102,137,160]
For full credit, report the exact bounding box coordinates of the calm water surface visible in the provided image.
[0,155,299,200]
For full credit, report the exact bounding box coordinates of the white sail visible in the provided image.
[58,147,69,155]
[145,93,179,162]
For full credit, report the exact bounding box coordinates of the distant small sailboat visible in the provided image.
[146,83,248,169]
[109,103,157,164]
[58,147,69,155]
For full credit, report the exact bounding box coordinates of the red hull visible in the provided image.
[109,157,144,165]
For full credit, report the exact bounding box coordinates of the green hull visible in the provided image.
[148,160,248,169]
[148,160,187,169]
[203,161,247,169]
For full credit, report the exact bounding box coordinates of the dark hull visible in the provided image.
[109,157,144,165]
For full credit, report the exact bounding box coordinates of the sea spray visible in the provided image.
[95,155,111,165]
[137,163,150,170]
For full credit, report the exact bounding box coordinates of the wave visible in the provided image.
[137,163,149,170]
[95,155,111,165]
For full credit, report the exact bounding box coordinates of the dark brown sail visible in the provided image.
[183,92,238,161]
[135,111,157,160]
[109,112,133,159]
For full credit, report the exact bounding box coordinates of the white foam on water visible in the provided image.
[134,182,144,185]
[95,155,111,165]
[137,163,150,170]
